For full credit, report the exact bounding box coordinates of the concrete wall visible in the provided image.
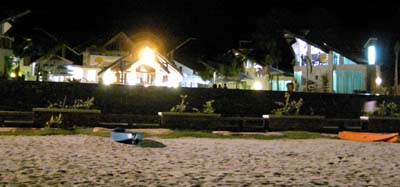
[2,80,397,118]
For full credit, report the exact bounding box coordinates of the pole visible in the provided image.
[394,41,400,95]
[168,37,196,62]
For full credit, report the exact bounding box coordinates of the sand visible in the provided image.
[0,135,399,186]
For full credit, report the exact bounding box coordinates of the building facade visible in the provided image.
[215,49,294,91]
[81,32,182,87]
[285,32,381,94]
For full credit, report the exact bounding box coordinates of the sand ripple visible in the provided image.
[0,135,399,186]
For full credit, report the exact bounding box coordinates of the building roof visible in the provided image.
[36,54,74,65]
[284,29,371,64]
[174,57,211,72]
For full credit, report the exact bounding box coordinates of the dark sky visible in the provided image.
[3,1,400,82]
[4,1,400,50]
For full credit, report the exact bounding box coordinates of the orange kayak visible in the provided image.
[338,131,399,143]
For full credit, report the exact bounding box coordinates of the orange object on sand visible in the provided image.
[338,131,399,143]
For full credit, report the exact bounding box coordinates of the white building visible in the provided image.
[174,60,212,88]
[81,32,182,87]
[284,31,381,94]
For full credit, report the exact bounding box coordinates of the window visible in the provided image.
[272,80,292,91]
[294,71,302,91]
[333,70,365,93]
[343,57,356,65]
[333,52,340,65]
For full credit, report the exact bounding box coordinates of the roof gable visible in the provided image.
[103,32,134,52]
[284,30,370,64]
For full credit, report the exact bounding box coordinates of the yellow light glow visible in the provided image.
[87,70,97,82]
[253,81,262,90]
[67,66,83,80]
[172,82,180,88]
[103,69,116,85]
[139,47,156,63]
[140,66,147,72]
[126,72,136,85]
[375,77,382,86]
[10,72,16,78]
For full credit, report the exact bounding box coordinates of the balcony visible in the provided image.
[296,53,329,67]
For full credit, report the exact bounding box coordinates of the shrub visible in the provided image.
[48,96,95,109]
[368,101,400,117]
[45,113,63,128]
[170,95,188,112]
[271,92,303,115]
[170,95,215,114]
[202,100,215,114]
[193,100,216,114]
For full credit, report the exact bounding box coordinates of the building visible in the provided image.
[31,44,83,82]
[0,10,31,79]
[0,20,16,78]
[174,60,213,88]
[81,32,182,87]
[214,48,294,91]
[284,30,381,94]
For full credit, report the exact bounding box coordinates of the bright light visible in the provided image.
[87,70,97,82]
[140,66,147,72]
[253,81,262,90]
[368,45,376,65]
[103,69,116,85]
[10,72,16,78]
[126,72,136,85]
[172,82,180,88]
[375,77,382,86]
[139,47,156,63]
[67,66,83,80]
[31,62,36,75]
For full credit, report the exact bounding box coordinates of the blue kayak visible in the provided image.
[110,128,144,144]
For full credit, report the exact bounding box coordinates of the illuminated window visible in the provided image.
[368,46,376,65]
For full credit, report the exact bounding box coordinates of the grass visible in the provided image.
[157,130,329,140]
[0,128,331,141]
[0,128,110,137]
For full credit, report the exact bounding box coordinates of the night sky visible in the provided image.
[2,1,400,84]
[3,1,399,47]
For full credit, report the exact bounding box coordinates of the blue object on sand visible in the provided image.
[111,128,144,144]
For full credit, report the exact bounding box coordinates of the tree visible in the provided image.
[251,15,291,72]
[197,62,215,81]
[215,54,244,81]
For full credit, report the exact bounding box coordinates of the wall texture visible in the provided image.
[0,80,397,118]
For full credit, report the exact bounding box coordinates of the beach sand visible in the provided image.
[0,135,399,186]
